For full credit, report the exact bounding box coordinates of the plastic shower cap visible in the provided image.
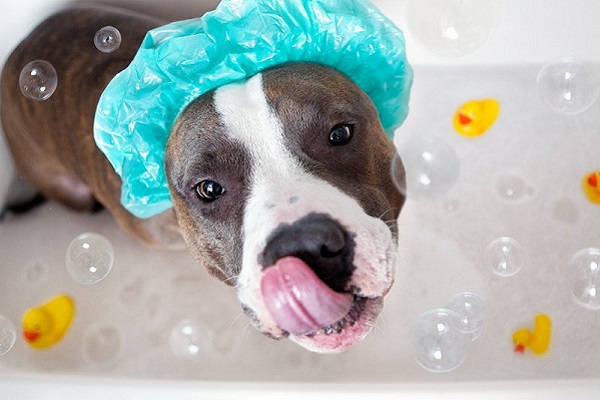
[94,0,413,218]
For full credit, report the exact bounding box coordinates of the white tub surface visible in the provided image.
[2,0,600,398]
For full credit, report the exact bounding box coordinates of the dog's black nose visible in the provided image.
[260,213,355,293]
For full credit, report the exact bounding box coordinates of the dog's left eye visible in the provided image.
[329,124,353,145]
[195,180,225,202]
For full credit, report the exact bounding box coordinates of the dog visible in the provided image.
[1,5,406,353]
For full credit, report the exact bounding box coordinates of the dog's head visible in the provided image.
[165,62,405,353]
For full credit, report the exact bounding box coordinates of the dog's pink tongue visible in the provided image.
[261,256,353,335]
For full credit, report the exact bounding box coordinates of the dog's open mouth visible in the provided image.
[260,256,381,351]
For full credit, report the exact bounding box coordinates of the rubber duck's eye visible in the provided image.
[195,180,225,202]
[329,124,353,145]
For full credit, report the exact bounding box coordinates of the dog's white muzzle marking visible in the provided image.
[213,74,396,349]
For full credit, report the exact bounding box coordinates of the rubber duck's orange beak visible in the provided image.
[23,330,40,342]
[514,344,525,353]
[588,173,598,188]
[458,112,473,126]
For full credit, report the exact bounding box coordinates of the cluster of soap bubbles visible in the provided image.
[18,26,122,101]
[405,0,600,118]
[413,292,486,372]
[392,138,460,199]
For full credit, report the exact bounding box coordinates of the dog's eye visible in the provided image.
[329,124,353,145]
[195,180,225,202]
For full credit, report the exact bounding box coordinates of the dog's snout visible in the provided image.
[260,213,356,292]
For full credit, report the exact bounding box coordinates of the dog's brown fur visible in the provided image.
[1,5,184,249]
[1,5,406,299]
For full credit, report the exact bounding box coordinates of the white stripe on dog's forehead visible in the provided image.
[213,74,302,182]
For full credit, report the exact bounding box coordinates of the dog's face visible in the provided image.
[165,63,405,353]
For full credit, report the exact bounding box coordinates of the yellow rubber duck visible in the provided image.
[22,294,75,349]
[582,171,600,205]
[453,99,500,137]
[512,314,551,355]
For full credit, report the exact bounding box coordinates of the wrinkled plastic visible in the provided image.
[94,0,413,218]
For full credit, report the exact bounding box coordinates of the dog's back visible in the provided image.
[1,6,184,248]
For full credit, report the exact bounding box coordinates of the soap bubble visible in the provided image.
[66,233,114,285]
[393,138,460,199]
[537,57,600,115]
[0,315,17,356]
[568,248,600,310]
[19,60,58,101]
[484,237,523,277]
[494,173,527,202]
[170,319,212,362]
[413,308,470,373]
[82,325,122,364]
[94,26,122,53]
[407,0,503,58]
[446,292,486,340]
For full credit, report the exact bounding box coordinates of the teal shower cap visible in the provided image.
[94,0,413,218]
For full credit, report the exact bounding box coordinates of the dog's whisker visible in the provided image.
[376,207,397,222]
[241,321,255,339]
[227,312,247,330]
[222,274,240,287]
[372,319,386,334]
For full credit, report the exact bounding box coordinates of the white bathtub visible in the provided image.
[2,0,600,398]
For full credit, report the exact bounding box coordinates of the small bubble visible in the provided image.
[0,315,17,356]
[66,233,114,285]
[170,319,212,362]
[413,308,470,373]
[537,57,600,115]
[446,292,486,340]
[82,326,121,364]
[19,60,58,101]
[94,26,122,53]
[442,198,460,212]
[569,248,600,310]
[23,261,46,283]
[484,237,523,277]
[494,173,526,202]
[119,278,144,305]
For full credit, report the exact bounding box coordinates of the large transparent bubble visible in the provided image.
[0,315,17,356]
[66,233,114,285]
[537,57,600,115]
[407,0,503,57]
[170,318,212,362]
[484,237,523,277]
[413,308,470,373]
[392,138,460,199]
[569,248,600,310]
[446,292,486,340]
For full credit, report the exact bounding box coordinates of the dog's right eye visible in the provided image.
[195,180,225,202]
[329,124,353,145]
